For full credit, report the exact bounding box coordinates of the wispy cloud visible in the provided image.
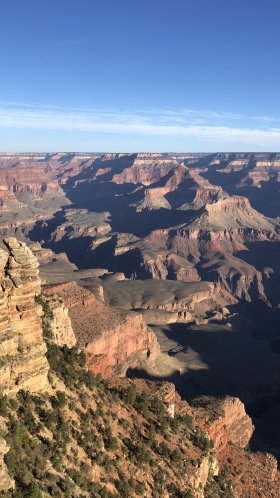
[0,102,280,147]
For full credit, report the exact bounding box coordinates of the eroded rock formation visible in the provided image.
[0,237,49,395]
[0,419,14,492]
[104,279,233,325]
[44,282,159,376]
[192,396,254,452]
[40,293,76,348]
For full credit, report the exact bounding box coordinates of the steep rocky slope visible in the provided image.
[0,349,232,498]
[44,282,159,377]
[38,293,76,348]
[0,239,279,497]
[0,429,14,493]
[0,238,49,396]
[192,396,254,452]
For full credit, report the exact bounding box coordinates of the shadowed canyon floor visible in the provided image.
[146,323,280,401]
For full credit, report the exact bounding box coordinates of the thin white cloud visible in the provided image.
[0,102,280,146]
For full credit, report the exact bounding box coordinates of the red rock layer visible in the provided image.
[44,282,159,377]
[192,396,254,451]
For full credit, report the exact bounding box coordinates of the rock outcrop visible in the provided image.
[190,454,219,498]
[193,396,254,452]
[44,282,159,377]
[40,293,76,348]
[0,440,13,491]
[0,419,14,492]
[104,279,233,325]
[109,378,274,498]
[0,237,49,395]
[0,160,68,205]
[50,208,111,245]
[111,153,178,185]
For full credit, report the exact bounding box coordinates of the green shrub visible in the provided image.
[114,477,131,498]
[136,392,151,416]
[193,429,214,452]
[170,448,183,463]
[152,397,166,419]
[126,384,137,405]
[0,396,8,417]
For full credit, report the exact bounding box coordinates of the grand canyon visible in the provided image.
[1,152,280,497]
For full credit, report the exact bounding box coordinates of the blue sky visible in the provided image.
[1,0,280,152]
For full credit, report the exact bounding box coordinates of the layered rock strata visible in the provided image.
[40,293,76,348]
[109,378,274,498]
[192,396,254,452]
[44,282,159,377]
[0,237,49,395]
[104,279,233,325]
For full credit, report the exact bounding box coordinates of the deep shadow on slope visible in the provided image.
[202,159,280,217]
[234,180,280,217]
[200,154,255,195]
[237,241,280,306]
[128,322,280,460]
[28,207,191,271]
[128,322,280,402]
[61,167,194,236]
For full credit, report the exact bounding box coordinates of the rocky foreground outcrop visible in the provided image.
[44,282,159,377]
[0,237,279,497]
[0,238,49,395]
[39,293,77,348]
[0,426,14,492]
[108,378,280,497]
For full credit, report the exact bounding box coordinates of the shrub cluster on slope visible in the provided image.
[0,344,234,498]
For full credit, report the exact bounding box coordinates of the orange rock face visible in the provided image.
[111,154,178,185]
[0,164,62,198]
[193,396,254,452]
[44,282,159,377]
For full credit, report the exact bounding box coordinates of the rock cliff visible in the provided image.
[0,237,49,395]
[39,293,76,348]
[44,282,159,377]
[192,396,254,452]
[107,378,280,497]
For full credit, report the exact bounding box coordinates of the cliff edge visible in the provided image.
[0,237,49,396]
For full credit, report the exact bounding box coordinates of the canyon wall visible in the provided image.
[44,282,159,377]
[192,396,254,452]
[0,237,49,396]
[104,279,233,326]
